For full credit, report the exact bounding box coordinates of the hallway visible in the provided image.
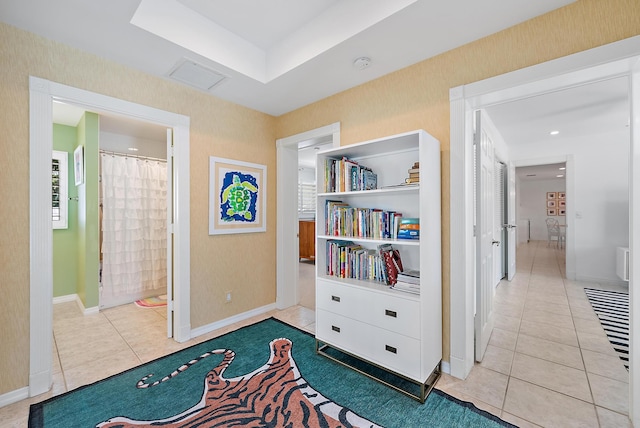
[437,241,630,427]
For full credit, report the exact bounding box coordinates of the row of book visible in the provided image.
[326,240,389,283]
[325,240,420,295]
[324,157,377,193]
[325,200,408,240]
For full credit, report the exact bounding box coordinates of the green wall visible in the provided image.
[76,112,101,308]
[52,113,102,308]
[52,124,79,297]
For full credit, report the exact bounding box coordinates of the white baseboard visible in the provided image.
[53,294,99,315]
[440,360,451,375]
[53,294,77,304]
[575,275,629,288]
[448,355,472,380]
[191,303,277,339]
[0,387,29,409]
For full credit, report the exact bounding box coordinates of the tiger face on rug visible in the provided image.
[97,338,380,428]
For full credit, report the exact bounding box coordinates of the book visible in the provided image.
[392,281,420,294]
[397,271,420,285]
[400,217,419,225]
[399,223,420,230]
[398,229,419,239]
[408,168,420,174]
[378,243,403,285]
[408,172,419,179]
[405,177,420,184]
[363,169,377,190]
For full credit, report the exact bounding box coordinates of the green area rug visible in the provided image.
[29,318,515,427]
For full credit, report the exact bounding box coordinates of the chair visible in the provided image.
[545,218,563,248]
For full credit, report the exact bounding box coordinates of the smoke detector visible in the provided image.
[353,57,372,70]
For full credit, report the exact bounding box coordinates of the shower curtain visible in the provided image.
[101,153,167,299]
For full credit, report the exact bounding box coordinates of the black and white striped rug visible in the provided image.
[584,288,629,370]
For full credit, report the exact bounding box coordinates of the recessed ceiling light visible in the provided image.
[128,147,139,151]
[559,167,566,170]
[557,174,564,178]
[550,130,560,136]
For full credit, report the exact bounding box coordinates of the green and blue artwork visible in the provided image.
[219,171,258,222]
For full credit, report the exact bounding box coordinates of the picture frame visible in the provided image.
[547,208,557,216]
[558,200,566,208]
[73,146,84,186]
[547,200,557,208]
[558,208,566,216]
[558,192,566,200]
[209,157,267,235]
[547,192,556,200]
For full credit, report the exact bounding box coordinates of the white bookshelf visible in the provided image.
[314,129,441,402]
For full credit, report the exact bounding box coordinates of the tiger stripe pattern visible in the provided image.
[97,338,380,428]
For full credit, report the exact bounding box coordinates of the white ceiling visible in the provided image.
[5,0,630,177]
[1,0,575,116]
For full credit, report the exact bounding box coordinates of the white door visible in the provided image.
[506,162,517,280]
[166,128,174,338]
[475,110,496,362]
[493,161,505,286]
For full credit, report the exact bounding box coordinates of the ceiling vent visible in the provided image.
[168,59,227,92]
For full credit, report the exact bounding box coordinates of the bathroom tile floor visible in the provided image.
[0,241,630,427]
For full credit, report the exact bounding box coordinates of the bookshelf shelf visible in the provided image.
[314,129,442,403]
[317,235,420,246]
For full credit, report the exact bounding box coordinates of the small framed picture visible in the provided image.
[547,192,556,200]
[547,208,557,216]
[547,200,557,208]
[558,200,566,208]
[74,146,84,186]
[558,192,566,200]
[558,208,566,216]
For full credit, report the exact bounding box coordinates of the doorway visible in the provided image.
[29,77,191,397]
[449,37,639,424]
[276,123,340,310]
[97,114,169,311]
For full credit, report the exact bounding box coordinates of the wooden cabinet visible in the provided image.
[314,130,441,402]
[299,220,315,260]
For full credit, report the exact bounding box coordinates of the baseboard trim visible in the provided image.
[0,387,29,409]
[53,294,99,315]
[53,294,77,304]
[575,275,629,288]
[440,360,451,375]
[190,303,277,339]
[449,355,472,380]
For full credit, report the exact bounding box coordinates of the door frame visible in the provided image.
[450,36,640,422]
[29,77,191,396]
[275,122,340,309]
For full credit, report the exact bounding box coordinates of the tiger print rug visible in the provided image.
[29,318,514,428]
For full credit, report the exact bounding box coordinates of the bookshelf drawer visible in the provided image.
[316,280,361,317]
[317,280,420,339]
[316,309,370,357]
[367,296,420,339]
[368,328,421,379]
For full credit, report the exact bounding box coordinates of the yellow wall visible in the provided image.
[0,23,277,394]
[275,0,640,364]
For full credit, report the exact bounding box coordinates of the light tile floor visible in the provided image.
[1,242,630,427]
[435,241,631,428]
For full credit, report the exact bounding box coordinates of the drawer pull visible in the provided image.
[385,345,397,354]
[331,325,341,333]
[331,295,341,302]
[385,309,397,318]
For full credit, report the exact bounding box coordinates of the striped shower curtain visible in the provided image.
[101,153,167,297]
